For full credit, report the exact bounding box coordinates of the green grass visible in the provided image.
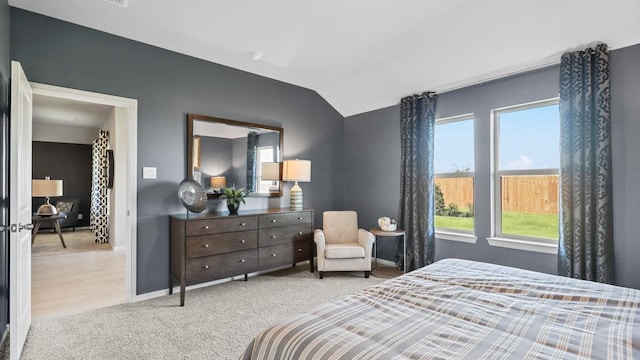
[436,212,559,239]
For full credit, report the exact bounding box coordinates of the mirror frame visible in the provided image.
[187,113,284,198]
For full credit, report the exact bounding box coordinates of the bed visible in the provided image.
[242,258,640,359]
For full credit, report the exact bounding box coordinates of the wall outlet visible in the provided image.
[78,213,84,220]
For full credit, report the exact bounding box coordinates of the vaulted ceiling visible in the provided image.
[9,0,640,116]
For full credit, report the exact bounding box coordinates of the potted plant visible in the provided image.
[220,187,249,214]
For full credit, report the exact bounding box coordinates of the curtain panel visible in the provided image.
[398,92,437,271]
[91,129,110,244]
[558,43,614,283]
[246,131,258,193]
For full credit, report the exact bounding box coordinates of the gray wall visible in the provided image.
[345,44,640,288]
[10,8,345,294]
[610,44,640,289]
[0,0,9,339]
[32,141,92,227]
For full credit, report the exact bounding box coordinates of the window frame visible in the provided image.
[489,98,559,253]
[434,113,477,243]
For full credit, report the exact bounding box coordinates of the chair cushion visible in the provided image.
[325,243,365,259]
[56,201,74,213]
[323,211,359,244]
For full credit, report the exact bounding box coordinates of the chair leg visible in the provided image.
[319,271,324,279]
[364,271,370,278]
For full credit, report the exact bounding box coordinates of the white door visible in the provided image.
[9,61,33,360]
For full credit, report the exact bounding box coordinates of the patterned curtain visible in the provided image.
[246,131,258,192]
[398,92,437,271]
[558,43,614,283]
[91,129,109,243]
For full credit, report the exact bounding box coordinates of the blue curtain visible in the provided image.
[246,132,258,192]
[398,92,437,271]
[558,43,614,283]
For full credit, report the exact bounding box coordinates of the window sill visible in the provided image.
[486,237,557,254]
[436,231,477,243]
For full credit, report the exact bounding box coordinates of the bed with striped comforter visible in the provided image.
[241,258,640,359]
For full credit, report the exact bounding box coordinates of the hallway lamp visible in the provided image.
[283,159,311,211]
[32,176,63,216]
[261,162,281,192]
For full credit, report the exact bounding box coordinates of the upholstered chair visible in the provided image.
[314,211,375,279]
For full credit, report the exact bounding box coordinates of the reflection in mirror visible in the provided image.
[187,114,283,198]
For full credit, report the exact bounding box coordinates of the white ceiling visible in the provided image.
[10,0,640,117]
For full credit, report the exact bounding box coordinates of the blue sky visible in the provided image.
[434,104,559,173]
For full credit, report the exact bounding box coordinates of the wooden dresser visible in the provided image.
[170,208,313,305]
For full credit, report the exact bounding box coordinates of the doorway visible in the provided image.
[29,83,138,316]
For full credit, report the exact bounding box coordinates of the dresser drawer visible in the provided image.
[186,249,257,283]
[259,223,311,247]
[186,216,258,236]
[259,211,312,229]
[186,230,258,258]
[293,240,313,262]
[259,243,295,267]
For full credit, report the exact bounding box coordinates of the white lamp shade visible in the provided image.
[32,178,63,197]
[210,176,227,188]
[283,160,311,182]
[261,162,281,181]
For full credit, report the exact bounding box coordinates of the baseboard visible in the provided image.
[111,245,126,252]
[374,258,396,267]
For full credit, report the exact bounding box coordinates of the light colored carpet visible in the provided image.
[31,229,111,256]
[7,266,388,360]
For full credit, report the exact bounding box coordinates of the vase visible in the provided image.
[227,203,240,214]
[381,224,397,232]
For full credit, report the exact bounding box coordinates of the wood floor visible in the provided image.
[32,247,126,320]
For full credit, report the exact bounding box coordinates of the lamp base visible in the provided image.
[290,182,303,211]
[37,203,58,216]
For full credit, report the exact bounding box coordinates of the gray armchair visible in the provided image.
[37,197,79,232]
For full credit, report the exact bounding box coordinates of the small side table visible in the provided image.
[369,228,406,273]
[32,214,67,248]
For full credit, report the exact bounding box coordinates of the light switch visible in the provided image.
[143,167,157,179]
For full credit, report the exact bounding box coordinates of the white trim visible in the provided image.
[30,82,138,303]
[487,237,558,254]
[374,258,396,268]
[436,231,477,243]
[436,113,474,125]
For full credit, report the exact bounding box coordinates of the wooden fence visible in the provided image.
[435,175,559,214]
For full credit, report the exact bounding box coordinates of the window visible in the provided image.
[492,99,559,243]
[257,146,275,193]
[434,114,475,235]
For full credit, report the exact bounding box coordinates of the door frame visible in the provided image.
[30,83,138,302]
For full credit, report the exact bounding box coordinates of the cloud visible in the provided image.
[507,155,533,169]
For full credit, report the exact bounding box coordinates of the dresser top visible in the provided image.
[171,208,312,220]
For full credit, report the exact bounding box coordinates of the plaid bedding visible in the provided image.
[241,258,640,359]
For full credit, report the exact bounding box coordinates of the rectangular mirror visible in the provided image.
[187,114,284,198]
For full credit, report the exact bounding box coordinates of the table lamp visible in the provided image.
[261,162,281,192]
[210,176,227,193]
[32,176,63,216]
[283,159,311,210]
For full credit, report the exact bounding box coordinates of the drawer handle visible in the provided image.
[270,219,277,223]
[297,232,303,235]
[239,239,246,243]
[270,235,277,239]
[203,265,209,270]
[240,222,246,226]
[203,225,209,230]
[271,253,277,257]
[297,217,303,220]
[240,259,246,263]
[203,244,209,248]
[298,248,303,252]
